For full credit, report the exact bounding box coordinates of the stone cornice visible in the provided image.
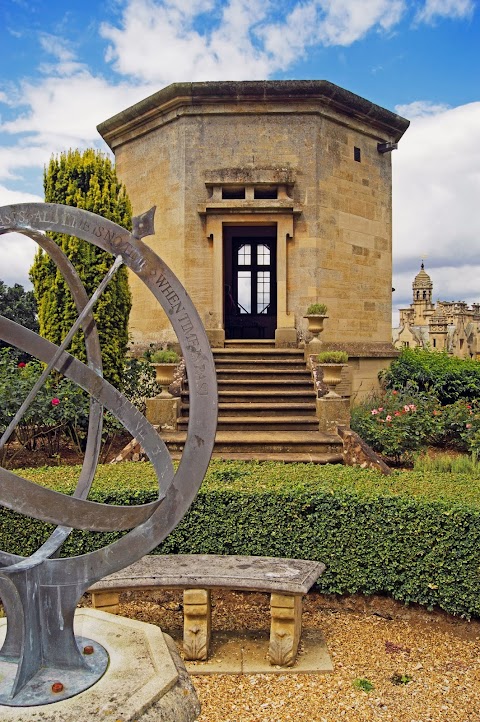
[98,80,410,151]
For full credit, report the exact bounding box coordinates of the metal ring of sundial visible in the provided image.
[0,203,217,583]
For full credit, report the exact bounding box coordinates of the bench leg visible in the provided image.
[268,593,302,666]
[183,589,211,661]
[91,590,120,615]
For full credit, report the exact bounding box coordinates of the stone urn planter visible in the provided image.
[150,350,180,397]
[303,303,328,340]
[317,351,348,398]
[152,363,177,397]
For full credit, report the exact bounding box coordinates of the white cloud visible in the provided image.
[392,101,480,318]
[395,99,450,117]
[416,0,475,23]
[101,0,410,83]
[101,0,273,82]
[0,187,43,288]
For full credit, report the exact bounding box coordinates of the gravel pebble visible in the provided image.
[86,590,480,722]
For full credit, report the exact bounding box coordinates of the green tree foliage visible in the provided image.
[0,280,38,356]
[30,149,132,386]
[381,347,480,404]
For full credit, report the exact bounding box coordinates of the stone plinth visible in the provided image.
[0,610,200,722]
[146,396,179,429]
[316,396,350,434]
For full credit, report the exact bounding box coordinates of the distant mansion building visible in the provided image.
[393,263,480,358]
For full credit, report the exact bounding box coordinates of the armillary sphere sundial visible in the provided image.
[0,203,217,707]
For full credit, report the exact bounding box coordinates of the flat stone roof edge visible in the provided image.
[97,80,410,145]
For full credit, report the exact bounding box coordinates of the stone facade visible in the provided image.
[393,263,480,358]
[98,80,409,394]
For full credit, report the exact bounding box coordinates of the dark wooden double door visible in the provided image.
[224,227,277,340]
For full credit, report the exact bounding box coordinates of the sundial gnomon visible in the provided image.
[0,203,217,706]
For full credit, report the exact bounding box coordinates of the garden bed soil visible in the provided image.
[2,433,132,469]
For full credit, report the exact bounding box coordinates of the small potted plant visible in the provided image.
[150,349,180,396]
[317,350,348,398]
[304,303,328,338]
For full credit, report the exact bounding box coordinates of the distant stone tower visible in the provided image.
[412,262,434,324]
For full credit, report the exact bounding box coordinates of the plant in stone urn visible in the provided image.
[317,350,348,398]
[150,349,180,397]
[304,302,328,338]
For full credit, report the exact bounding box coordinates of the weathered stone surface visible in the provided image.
[183,589,211,661]
[0,611,200,722]
[268,593,302,667]
[90,555,326,666]
[337,424,391,475]
[316,397,350,434]
[89,554,325,595]
[145,396,179,429]
[97,79,407,399]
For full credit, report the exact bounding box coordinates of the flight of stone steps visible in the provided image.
[162,340,344,463]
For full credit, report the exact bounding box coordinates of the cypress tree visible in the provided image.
[30,149,132,387]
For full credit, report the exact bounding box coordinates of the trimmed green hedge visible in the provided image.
[1,461,479,618]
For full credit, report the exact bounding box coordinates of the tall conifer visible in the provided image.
[30,149,132,386]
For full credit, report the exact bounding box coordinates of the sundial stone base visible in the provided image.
[0,636,108,706]
[0,610,200,722]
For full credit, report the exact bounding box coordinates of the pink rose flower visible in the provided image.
[51,398,60,406]
[386,415,392,422]
[18,362,26,368]
[404,405,410,412]
[371,409,379,415]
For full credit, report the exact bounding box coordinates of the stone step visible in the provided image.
[216,379,314,392]
[217,390,316,403]
[213,348,304,359]
[180,402,316,418]
[214,359,307,371]
[178,416,320,432]
[216,369,312,381]
[209,451,343,464]
[161,431,341,455]
[223,340,276,349]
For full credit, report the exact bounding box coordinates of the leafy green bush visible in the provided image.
[0,349,159,463]
[0,349,89,460]
[351,389,439,463]
[2,460,479,618]
[381,348,480,404]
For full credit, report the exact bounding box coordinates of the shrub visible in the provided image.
[306,303,328,315]
[317,351,348,364]
[350,389,438,464]
[2,460,479,618]
[0,349,89,460]
[381,348,480,404]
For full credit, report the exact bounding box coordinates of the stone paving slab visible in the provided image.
[182,629,333,676]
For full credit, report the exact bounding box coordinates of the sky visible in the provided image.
[0,0,479,325]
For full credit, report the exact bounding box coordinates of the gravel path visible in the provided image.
[107,589,480,722]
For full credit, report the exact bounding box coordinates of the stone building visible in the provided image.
[393,263,480,357]
[98,80,409,397]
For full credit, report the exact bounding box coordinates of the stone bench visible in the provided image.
[89,554,325,667]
